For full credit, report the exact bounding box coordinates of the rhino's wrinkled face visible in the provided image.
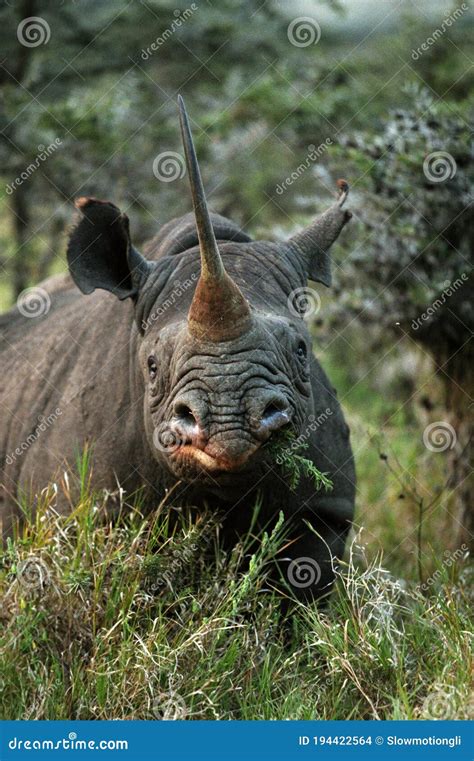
[140,314,312,484]
[65,96,350,494]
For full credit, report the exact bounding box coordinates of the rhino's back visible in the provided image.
[0,273,72,348]
[0,274,137,528]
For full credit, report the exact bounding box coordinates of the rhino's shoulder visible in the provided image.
[144,212,252,261]
[37,271,74,295]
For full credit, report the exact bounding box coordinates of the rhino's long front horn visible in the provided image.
[178,95,252,342]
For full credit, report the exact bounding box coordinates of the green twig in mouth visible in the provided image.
[265,428,333,491]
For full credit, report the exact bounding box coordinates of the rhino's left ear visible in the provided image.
[67,197,152,300]
[285,180,352,287]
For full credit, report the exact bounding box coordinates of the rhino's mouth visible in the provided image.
[171,442,261,475]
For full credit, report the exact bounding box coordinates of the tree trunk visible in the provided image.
[439,349,473,553]
[418,281,473,553]
[10,185,32,299]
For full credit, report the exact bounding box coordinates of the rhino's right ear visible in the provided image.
[67,197,152,300]
[285,180,352,287]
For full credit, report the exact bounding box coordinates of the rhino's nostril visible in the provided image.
[262,400,286,420]
[174,402,197,426]
[257,398,292,439]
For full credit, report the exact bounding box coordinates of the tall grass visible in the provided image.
[0,481,472,721]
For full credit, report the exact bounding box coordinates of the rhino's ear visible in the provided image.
[67,197,152,300]
[285,180,352,287]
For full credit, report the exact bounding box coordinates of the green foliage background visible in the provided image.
[0,0,472,720]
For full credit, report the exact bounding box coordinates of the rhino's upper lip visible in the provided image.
[172,443,260,473]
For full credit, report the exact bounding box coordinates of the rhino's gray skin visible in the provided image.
[0,99,355,601]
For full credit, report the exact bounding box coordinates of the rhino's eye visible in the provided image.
[296,341,308,361]
[147,356,158,381]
